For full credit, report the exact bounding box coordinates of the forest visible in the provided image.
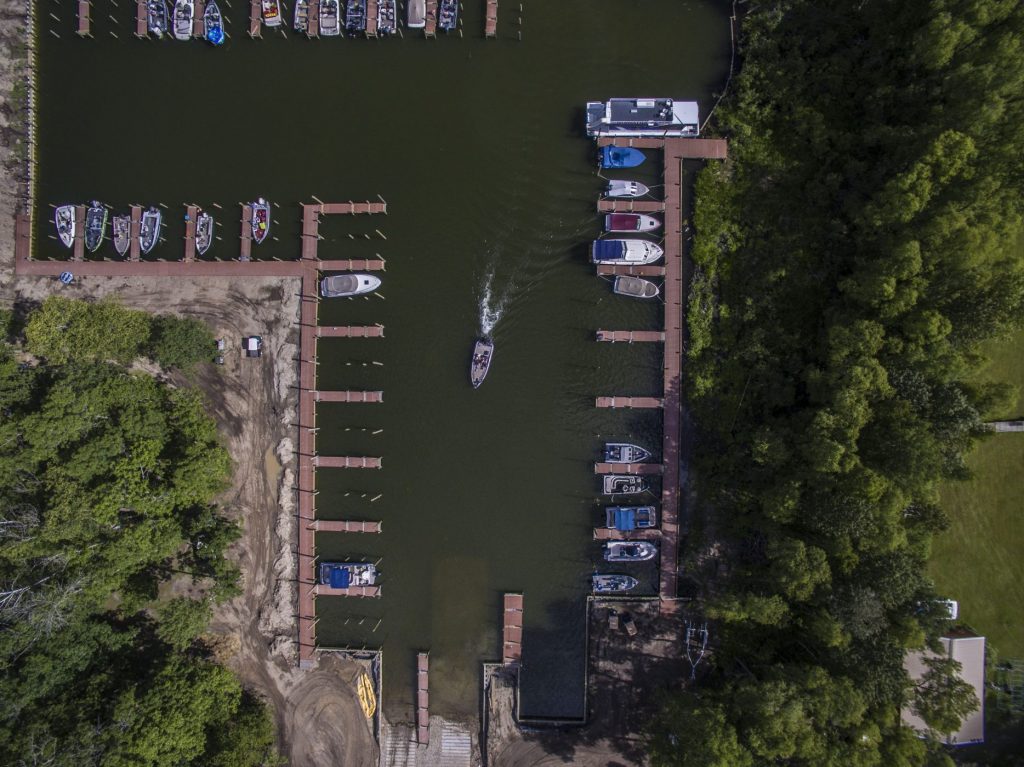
[653,1,1024,765]
[0,299,280,766]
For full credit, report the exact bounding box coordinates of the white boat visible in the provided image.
[406,0,425,27]
[604,443,652,463]
[172,0,194,40]
[376,0,396,33]
[320,274,381,297]
[591,239,663,265]
[319,0,340,34]
[592,574,639,593]
[471,338,494,389]
[112,214,131,257]
[196,211,214,256]
[319,562,378,587]
[294,0,309,30]
[55,205,75,249]
[603,541,658,562]
[602,475,648,495]
[605,213,661,233]
[613,275,660,299]
[140,207,162,255]
[605,180,650,198]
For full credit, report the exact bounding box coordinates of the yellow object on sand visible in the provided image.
[357,673,376,719]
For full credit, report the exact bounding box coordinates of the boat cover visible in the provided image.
[613,509,637,530]
[606,214,638,230]
[329,567,351,588]
[593,240,624,260]
[601,146,645,168]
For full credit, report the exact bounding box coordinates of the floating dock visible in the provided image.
[597,199,666,213]
[595,264,666,277]
[314,456,383,469]
[72,205,86,261]
[301,201,387,261]
[184,205,198,262]
[249,0,262,36]
[77,0,91,35]
[595,396,663,409]
[593,527,660,541]
[315,390,383,403]
[192,0,206,36]
[593,462,663,475]
[424,0,437,35]
[128,206,141,261]
[416,653,429,745]
[317,325,385,338]
[502,593,523,665]
[484,0,497,37]
[313,520,383,533]
[596,330,665,343]
[239,204,252,260]
[366,0,378,36]
[135,0,148,36]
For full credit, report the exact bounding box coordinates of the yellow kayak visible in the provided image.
[357,673,376,719]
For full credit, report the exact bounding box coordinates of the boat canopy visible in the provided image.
[613,508,638,530]
[593,240,625,260]
[330,566,351,588]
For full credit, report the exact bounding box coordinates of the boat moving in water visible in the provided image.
[376,0,396,33]
[592,574,639,593]
[54,205,75,249]
[140,207,162,254]
[262,0,283,26]
[604,442,652,463]
[601,146,646,169]
[470,338,494,388]
[172,0,193,40]
[85,202,108,253]
[438,0,457,30]
[602,475,648,495]
[613,275,660,299]
[605,213,660,233]
[603,541,658,562]
[319,0,340,34]
[605,180,650,198]
[605,506,657,530]
[321,274,381,298]
[196,211,214,255]
[204,0,225,43]
[591,239,663,265]
[251,198,270,244]
[345,0,366,34]
[318,562,379,587]
[294,0,309,30]
[148,0,169,36]
[406,0,424,27]
[112,214,131,257]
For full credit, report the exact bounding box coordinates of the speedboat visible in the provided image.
[604,541,658,562]
[605,213,660,233]
[54,205,75,249]
[613,276,660,299]
[601,146,645,169]
[318,562,379,588]
[196,211,214,255]
[294,0,309,30]
[251,198,270,244]
[140,207,162,255]
[605,506,657,530]
[84,201,108,253]
[204,0,225,43]
[148,0,169,37]
[172,0,193,40]
[321,274,381,297]
[602,475,648,495]
[605,180,650,198]
[262,0,283,26]
[319,0,340,34]
[376,0,396,33]
[591,239,663,265]
[604,443,652,463]
[406,0,424,27]
[438,0,457,30]
[592,574,639,593]
[470,338,494,389]
[112,214,131,257]
[344,0,366,34]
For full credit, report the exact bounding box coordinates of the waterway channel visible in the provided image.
[35,0,729,720]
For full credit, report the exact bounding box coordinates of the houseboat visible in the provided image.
[586,98,700,138]
[591,239,663,265]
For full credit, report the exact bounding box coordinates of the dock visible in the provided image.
[416,653,429,745]
[301,201,388,261]
[313,520,383,533]
[597,199,666,213]
[317,325,385,338]
[249,0,262,36]
[319,259,386,272]
[424,0,437,35]
[314,584,381,598]
[596,330,665,343]
[595,264,666,277]
[593,527,660,541]
[72,205,86,261]
[502,593,523,665]
[239,205,252,260]
[314,456,383,469]
[77,0,90,36]
[366,0,378,36]
[135,0,148,36]
[484,0,497,37]
[192,0,206,36]
[315,390,383,403]
[129,206,141,261]
[13,213,29,266]
[595,396,663,409]
[183,205,198,262]
[593,462,663,475]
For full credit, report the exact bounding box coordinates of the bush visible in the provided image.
[147,314,216,371]
[24,296,150,364]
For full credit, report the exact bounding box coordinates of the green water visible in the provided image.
[36,0,729,719]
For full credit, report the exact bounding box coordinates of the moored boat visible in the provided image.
[204,0,225,43]
[592,574,639,593]
[140,206,162,255]
[196,211,214,255]
[602,475,648,495]
[294,0,309,30]
[112,214,131,257]
[613,275,660,299]
[321,274,381,298]
[54,205,75,249]
[591,239,663,265]
[406,0,425,27]
[251,198,270,244]
[605,213,661,233]
[470,338,494,389]
[604,442,652,463]
[438,0,457,30]
[601,146,646,169]
[344,0,366,34]
[148,0,169,37]
[319,0,340,34]
[262,0,283,26]
[605,506,657,530]
[376,0,396,34]
[603,541,658,562]
[318,562,379,587]
[172,0,194,40]
[84,201,108,253]
[605,180,650,198]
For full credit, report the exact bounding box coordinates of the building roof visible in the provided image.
[585,98,700,137]
[902,633,985,746]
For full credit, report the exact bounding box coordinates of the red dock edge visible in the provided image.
[366,0,378,36]
[485,0,497,37]
[239,205,252,260]
[416,653,429,745]
[424,0,437,35]
[502,593,523,665]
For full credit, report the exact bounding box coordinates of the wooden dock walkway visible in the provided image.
[129,206,141,261]
[594,462,663,475]
[297,269,319,668]
[416,653,429,745]
[13,213,29,266]
[596,330,665,343]
[72,205,86,261]
[315,390,383,403]
[596,135,729,160]
[593,527,660,541]
[595,396,663,409]
[485,0,498,37]
[597,199,666,213]
[184,205,198,262]
[192,0,206,36]
[502,593,523,665]
[239,205,252,260]
[319,259,386,272]
[314,456,383,469]
[424,0,437,35]
[595,264,666,277]
[366,0,378,36]
[317,325,385,338]
[135,0,148,35]
[307,4,319,35]
[249,0,262,36]
[314,584,381,598]
[301,201,387,261]
[77,0,91,35]
[313,520,383,533]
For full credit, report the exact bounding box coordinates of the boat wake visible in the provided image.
[478,269,511,337]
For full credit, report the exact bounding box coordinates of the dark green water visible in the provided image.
[36,0,729,719]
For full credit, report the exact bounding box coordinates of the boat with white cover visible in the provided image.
[605,180,650,198]
[602,475,648,495]
[591,239,663,265]
[55,205,75,249]
[406,0,424,27]
[140,207,162,255]
[318,562,379,587]
[604,443,652,463]
[196,211,214,256]
[603,541,658,562]
[613,275,660,299]
[592,574,639,593]
[172,0,193,40]
[112,214,131,257]
[605,213,661,233]
[321,274,381,298]
[470,338,494,388]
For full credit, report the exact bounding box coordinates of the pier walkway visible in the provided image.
[595,396,663,409]
[485,0,498,37]
[314,456,383,468]
[317,325,385,338]
[596,330,664,343]
[135,0,147,35]
[595,264,666,277]
[502,593,523,665]
[315,584,381,598]
[313,520,383,533]
[129,206,141,261]
[192,0,206,36]
[597,199,666,213]
[239,204,252,260]
[366,0,378,36]
[184,205,198,262]
[593,527,660,541]
[249,0,261,36]
[594,462,663,475]
[315,390,383,403]
[72,205,86,261]
[424,0,437,35]
[77,0,90,36]
[417,653,429,745]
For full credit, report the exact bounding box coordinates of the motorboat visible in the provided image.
[172,0,194,40]
[262,0,283,26]
[376,0,396,34]
[204,0,225,43]
[587,98,700,138]
[605,213,660,233]
[321,274,381,298]
[406,0,425,27]
[318,562,379,587]
[148,0,169,37]
[470,338,494,389]
[592,574,639,593]
[602,475,648,495]
[438,0,457,30]
[319,0,340,34]
[54,205,75,249]
[112,214,131,257]
[84,201,108,253]
[605,506,657,530]
[613,275,660,299]
[294,0,309,30]
[605,180,650,198]
[603,541,658,562]
[196,211,214,255]
[591,239,663,265]
[345,0,366,34]
[251,198,270,244]
[601,146,646,169]
[604,442,652,463]
[140,207,162,255]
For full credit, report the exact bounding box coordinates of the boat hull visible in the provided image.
[377,0,396,33]
[438,0,457,30]
[470,338,494,388]
[55,205,75,249]
[592,574,639,593]
[204,0,225,43]
[319,0,341,34]
[112,214,131,257]
[602,475,648,495]
[603,442,652,463]
[85,203,108,253]
[406,0,425,27]
[196,212,214,255]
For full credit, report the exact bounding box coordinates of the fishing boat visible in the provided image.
[438,0,457,30]
[470,338,494,389]
[604,442,652,464]
[602,475,648,495]
[592,574,639,593]
[318,562,379,587]
[262,0,283,26]
[601,146,646,169]
[112,214,131,257]
[605,180,650,198]
[148,0,169,37]
[321,274,381,298]
[84,202,108,253]
[344,0,366,34]
[251,198,270,244]
[172,0,193,40]
[204,0,225,43]
[376,0,396,34]
[591,239,663,265]
[293,0,308,30]
[196,211,214,255]
[613,275,660,299]
[139,207,162,255]
[406,0,425,27]
[605,506,657,530]
[319,0,341,34]
[605,213,661,233]
[54,205,75,249]
[603,541,658,562]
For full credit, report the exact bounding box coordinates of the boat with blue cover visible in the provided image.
[592,574,639,593]
[318,562,379,588]
[438,0,457,30]
[85,201,108,253]
[601,146,645,168]
[204,0,225,44]
[604,541,658,562]
[605,506,657,531]
[591,239,663,265]
[345,0,366,34]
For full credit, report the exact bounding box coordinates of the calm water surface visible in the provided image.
[36,0,729,719]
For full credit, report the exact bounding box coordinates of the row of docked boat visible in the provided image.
[147,0,225,44]
[290,0,455,35]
